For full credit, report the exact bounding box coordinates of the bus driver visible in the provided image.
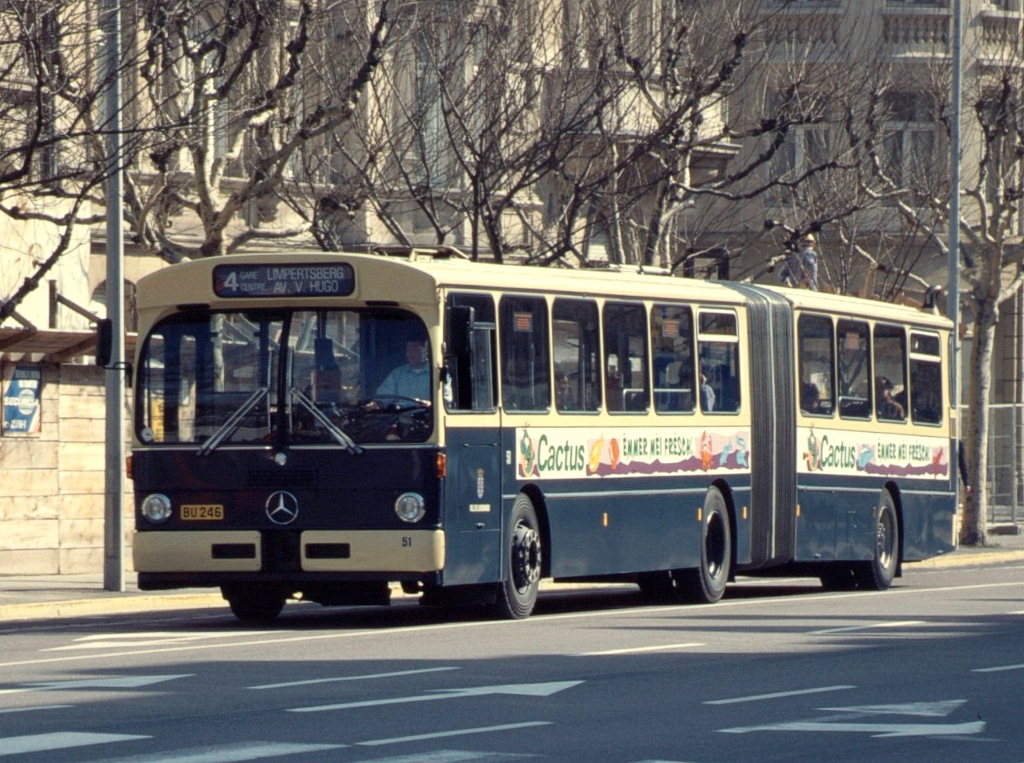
[377,339,431,400]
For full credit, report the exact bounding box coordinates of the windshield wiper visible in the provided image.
[289,387,363,454]
[198,386,269,456]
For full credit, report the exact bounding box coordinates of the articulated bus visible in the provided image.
[120,248,957,622]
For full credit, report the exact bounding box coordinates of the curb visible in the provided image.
[1,549,1021,623]
[0,593,226,623]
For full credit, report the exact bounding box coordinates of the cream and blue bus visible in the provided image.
[118,248,957,622]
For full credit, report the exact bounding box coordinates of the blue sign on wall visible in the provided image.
[2,364,41,436]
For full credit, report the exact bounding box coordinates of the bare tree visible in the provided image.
[0,2,114,323]
[121,0,393,261]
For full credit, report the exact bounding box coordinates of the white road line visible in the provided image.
[85,741,345,762]
[2,580,1021,670]
[44,633,265,651]
[704,685,856,705]
[972,663,1024,673]
[579,642,705,656]
[250,666,457,690]
[0,732,149,756]
[809,620,925,635]
[338,752,535,762]
[720,719,986,737]
[357,721,552,747]
[0,705,70,714]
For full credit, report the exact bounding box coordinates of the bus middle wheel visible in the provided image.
[677,486,731,603]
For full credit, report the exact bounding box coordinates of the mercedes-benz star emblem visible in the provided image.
[265,491,299,525]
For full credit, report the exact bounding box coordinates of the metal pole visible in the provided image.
[101,0,125,592]
[949,0,963,477]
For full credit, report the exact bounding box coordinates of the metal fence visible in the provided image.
[975,403,1023,525]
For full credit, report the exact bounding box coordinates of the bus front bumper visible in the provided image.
[133,529,445,574]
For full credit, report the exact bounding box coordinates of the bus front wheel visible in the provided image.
[677,487,731,603]
[222,585,286,625]
[856,491,899,591]
[492,495,542,620]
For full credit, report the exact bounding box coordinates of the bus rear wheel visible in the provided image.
[492,495,542,620]
[855,490,899,591]
[222,585,286,625]
[677,487,731,603]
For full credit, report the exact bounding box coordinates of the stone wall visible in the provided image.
[0,362,132,575]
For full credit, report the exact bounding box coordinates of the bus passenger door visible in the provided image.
[447,429,503,584]
[442,300,503,585]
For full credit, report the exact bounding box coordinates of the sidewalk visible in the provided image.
[1,527,1021,623]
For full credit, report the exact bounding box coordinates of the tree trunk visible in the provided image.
[961,306,997,546]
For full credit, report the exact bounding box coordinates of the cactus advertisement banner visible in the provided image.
[516,426,750,480]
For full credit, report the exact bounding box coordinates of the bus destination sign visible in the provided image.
[212,263,355,298]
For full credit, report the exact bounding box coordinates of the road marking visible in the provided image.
[704,685,856,705]
[250,666,457,690]
[0,732,149,756]
[579,642,704,656]
[342,753,535,762]
[3,580,1021,670]
[972,662,1024,673]
[85,741,345,762]
[290,680,583,713]
[821,700,967,717]
[43,633,264,651]
[720,719,985,737]
[357,722,552,747]
[809,620,925,635]
[0,674,192,695]
[0,705,70,714]
[719,697,986,738]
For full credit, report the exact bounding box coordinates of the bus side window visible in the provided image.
[500,295,550,412]
[909,332,942,425]
[603,302,649,413]
[874,324,907,422]
[837,319,871,418]
[652,304,695,414]
[697,310,740,413]
[797,314,835,416]
[445,294,497,412]
[553,299,601,412]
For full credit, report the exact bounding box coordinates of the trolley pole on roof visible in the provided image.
[101,0,125,592]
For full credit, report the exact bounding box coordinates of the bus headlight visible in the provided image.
[141,493,173,524]
[394,492,426,523]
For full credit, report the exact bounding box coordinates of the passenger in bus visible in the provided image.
[700,373,716,412]
[377,339,431,400]
[800,381,821,414]
[556,373,577,411]
[876,377,905,420]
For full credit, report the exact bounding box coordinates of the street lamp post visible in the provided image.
[101,0,125,592]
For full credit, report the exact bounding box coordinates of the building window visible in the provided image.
[882,92,938,190]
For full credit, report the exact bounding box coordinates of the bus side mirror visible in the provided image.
[95,318,113,368]
[95,317,134,387]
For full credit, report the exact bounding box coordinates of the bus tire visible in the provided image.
[222,585,286,625]
[856,490,899,591]
[492,495,542,620]
[678,487,731,603]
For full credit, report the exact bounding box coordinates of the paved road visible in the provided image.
[0,560,1021,762]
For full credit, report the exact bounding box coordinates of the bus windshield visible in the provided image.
[136,308,432,449]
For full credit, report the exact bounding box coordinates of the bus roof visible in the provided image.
[135,250,951,331]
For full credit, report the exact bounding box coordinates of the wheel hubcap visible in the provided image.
[512,523,541,590]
